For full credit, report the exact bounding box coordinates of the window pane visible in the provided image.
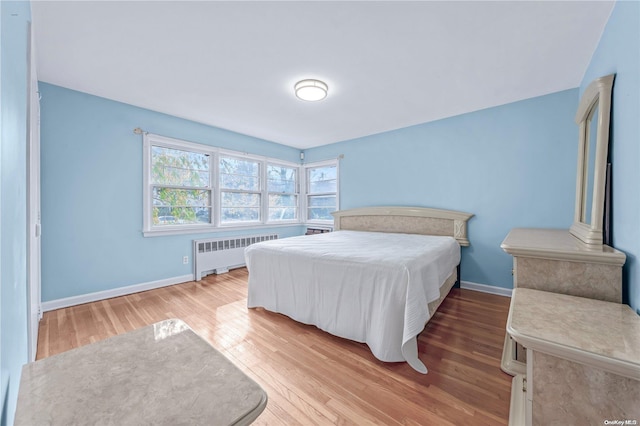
[151,146,209,187]
[153,187,210,207]
[153,207,210,226]
[308,195,335,207]
[269,194,297,221]
[152,188,211,225]
[307,195,336,220]
[267,165,296,193]
[221,192,261,222]
[308,165,337,194]
[195,207,211,223]
[221,208,260,222]
[269,207,297,221]
[269,194,297,207]
[220,157,260,190]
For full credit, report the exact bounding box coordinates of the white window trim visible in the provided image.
[266,161,300,225]
[303,159,340,226]
[218,153,263,225]
[143,133,303,237]
[143,134,215,236]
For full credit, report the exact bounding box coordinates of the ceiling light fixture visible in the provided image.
[294,79,328,101]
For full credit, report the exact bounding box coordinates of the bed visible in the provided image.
[245,206,473,373]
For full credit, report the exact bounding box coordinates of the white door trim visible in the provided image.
[27,20,42,362]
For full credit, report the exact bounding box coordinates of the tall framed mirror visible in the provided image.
[569,74,614,246]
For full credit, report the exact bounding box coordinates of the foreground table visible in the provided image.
[15,319,267,425]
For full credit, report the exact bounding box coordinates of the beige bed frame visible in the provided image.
[331,206,474,246]
[331,206,474,317]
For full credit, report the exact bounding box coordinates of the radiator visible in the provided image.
[193,234,278,281]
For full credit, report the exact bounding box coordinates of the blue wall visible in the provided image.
[1,2,30,424]
[580,0,640,313]
[40,83,303,302]
[305,89,579,290]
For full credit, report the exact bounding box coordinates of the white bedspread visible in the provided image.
[245,230,460,373]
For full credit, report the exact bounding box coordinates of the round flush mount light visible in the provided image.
[294,79,328,101]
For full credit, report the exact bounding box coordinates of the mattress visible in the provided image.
[245,230,460,373]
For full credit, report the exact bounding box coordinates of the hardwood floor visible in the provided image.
[37,268,513,425]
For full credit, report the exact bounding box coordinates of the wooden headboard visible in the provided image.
[331,206,474,246]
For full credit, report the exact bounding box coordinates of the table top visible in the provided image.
[15,319,267,426]
[507,288,640,380]
[501,228,625,265]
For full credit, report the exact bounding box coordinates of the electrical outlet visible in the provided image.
[183,256,189,264]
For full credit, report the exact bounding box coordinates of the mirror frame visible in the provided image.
[569,74,614,246]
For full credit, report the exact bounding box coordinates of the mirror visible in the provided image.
[581,103,599,225]
[570,74,614,245]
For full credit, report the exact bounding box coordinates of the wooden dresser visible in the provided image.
[500,228,631,425]
[501,228,625,302]
[498,74,637,425]
[507,288,639,425]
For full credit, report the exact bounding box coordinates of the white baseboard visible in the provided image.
[460,280,513,297]
[41,274,195,312]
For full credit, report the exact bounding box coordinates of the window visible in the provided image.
[144,134,339,235]
[149,144,212,227]
[267,164,298,221]
[306,162,338,221]
[219,156,261,223]
[143,134,307,236]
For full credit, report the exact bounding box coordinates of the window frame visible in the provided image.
[218,154,263,225]
[143,134,214,235]
[303,159,340,225]
[266,162,300,224]
[143,134,304,237]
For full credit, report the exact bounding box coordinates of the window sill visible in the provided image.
[304,220,334,228]
[142,221,304,238]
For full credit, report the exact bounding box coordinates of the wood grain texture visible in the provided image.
[37,268,512,425]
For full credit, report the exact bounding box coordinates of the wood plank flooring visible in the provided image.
[37,268,513,425]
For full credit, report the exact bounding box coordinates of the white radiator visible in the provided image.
[193,234,278,281]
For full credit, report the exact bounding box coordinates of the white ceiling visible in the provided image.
[32,1,614,149]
